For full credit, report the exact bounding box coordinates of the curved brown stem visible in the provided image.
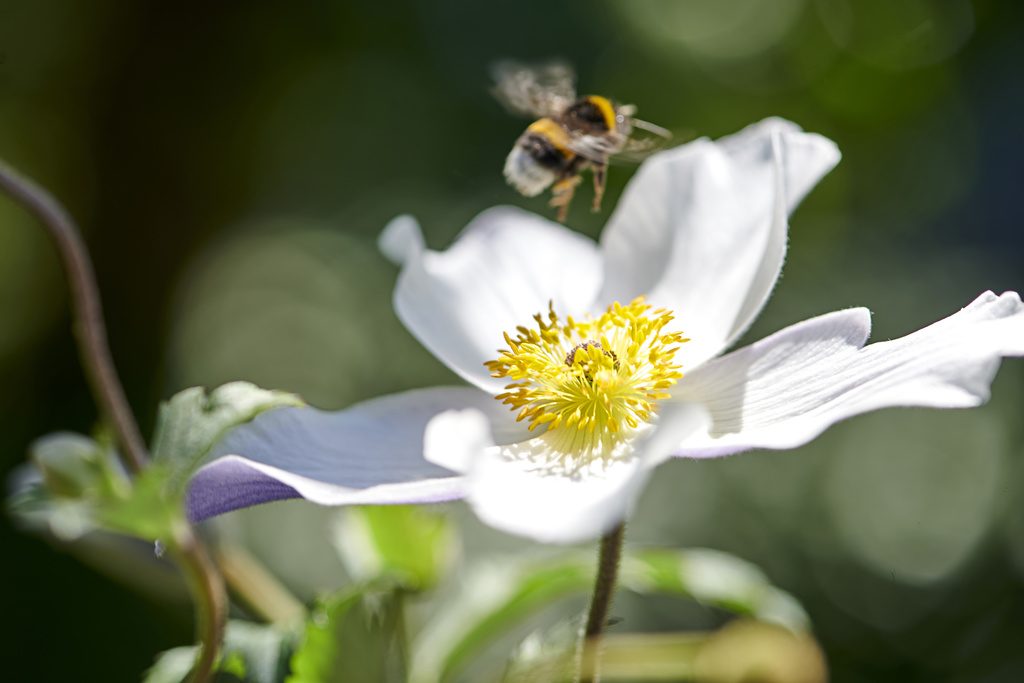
[174,526,229,683]
[0,159,226,682]
[0,159,147,473]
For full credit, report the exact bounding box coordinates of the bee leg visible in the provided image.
[591,161,608,212]
[549,175,581,223]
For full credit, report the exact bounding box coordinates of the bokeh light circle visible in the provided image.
[169,218,446,409]
[824,409,1004,585]
[608,0,806,62]
[815,0,974,71]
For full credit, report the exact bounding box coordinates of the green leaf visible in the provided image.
[503,617,582,683]
[13,383,303,543]
[31,432,126,499]
[143,646,197,683]
[7,476,97,541]
[505,622,827,682]
[151,381,304,491]
[620,549,809,631]
[9,432,180,542]
[410,558,593,683]
[14,383,303,543]
[409,548,808,683]
[677,619,827,683]
[97,464,182,540]
[505,630,707,683]
[288,589,405,683]
[143,620,294,683]
[334,505,457,591]
[507,622,828,683]
[221,621,294,683]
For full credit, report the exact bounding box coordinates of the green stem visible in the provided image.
[394,589,411,679]
[174,526,229,683]
[0,159,148,473]
[215,543,306,626]
[581,522,626,682]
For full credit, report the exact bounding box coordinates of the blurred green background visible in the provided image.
[1,0,1022,680]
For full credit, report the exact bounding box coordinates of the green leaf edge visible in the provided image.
[410,547,809,683]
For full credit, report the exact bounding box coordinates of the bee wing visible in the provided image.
[564,132,624,161]
[608,136,672,165]
[606,120,678,165]
[560,128,671,166]
[491,60,578,118]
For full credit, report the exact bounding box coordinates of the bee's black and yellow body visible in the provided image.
[495,62,669,221]
[503,95,633,222]
[508,117,581,195]
[563,95,618,135]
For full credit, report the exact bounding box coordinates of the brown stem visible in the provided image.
[581,522,626,683]
[0,159,147,473]
[174,526,229,683]
[0,159,226,683]
[585,522,625,637]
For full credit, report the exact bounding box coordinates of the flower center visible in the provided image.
[485,297,687,462]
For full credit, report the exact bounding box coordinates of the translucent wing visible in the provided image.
[492,61,577,118]
[565,118,675,164]
[610,133,672,164]
[565,132,625,161]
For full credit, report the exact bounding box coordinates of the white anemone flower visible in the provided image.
[187,118,1024,544]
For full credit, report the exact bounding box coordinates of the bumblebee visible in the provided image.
[494,61,671,222]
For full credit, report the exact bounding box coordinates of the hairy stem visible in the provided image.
[0,159,227,682]
[0,160,147,473]
[581,522,626,682]
[585,522,626,637]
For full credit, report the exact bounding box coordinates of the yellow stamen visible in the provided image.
[484,297,686,463]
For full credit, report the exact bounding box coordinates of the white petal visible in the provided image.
[187,386,518,520]
[430,403,708,544]
[672,291,1024,458]
[381,207,602,393]
[423,402,533,473]
[598,118,841,369]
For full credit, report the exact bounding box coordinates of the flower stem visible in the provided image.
[585,522,626,637]
[215,543,306,625]
[173,525,228,683]
[0,159,227,683]
[581,522,626,682]
[0,159,148,474]
[394,589,411,677]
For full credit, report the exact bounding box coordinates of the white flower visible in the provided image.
[187,118,1024,544]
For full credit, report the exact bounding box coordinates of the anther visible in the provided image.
[565,340,618,368]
